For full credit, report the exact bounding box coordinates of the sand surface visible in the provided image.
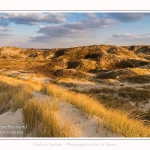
[33,91,119,137]
[1,69,149,137]
[0,109,25,137]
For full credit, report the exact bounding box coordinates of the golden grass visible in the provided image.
[1,75,150,137]
[0,75,41,112]
[0,75,80,137]
[0,75,41,91]
[129,67,149,75]
[0,75,22,86]
[0,80,20,114]
[11,85,33,112]
[21,80,42,92]
[42,83,150,137]
[23,99,80,137]
[0,76,78,137]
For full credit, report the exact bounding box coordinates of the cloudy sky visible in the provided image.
[0,12,150,48]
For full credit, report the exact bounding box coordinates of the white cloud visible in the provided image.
[0,26,13,39]
[85,13,99,19]
[105,32,150,45]
[109,13,150,22]
[112,33,138,38]
[0,26,12,31]
[112,32,150,39]
[30,13,116,43]
[0,12,67,26]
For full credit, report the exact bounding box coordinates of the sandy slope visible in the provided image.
[0,88,118,137]
[33,91,118,137]
[0,109,25,137]
[0,69,125,137]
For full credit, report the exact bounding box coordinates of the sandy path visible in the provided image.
[0,70,121,137]
[0,109,25,137]
[33,91,119,137]
[57,102,118,137]
[0,69,52,83]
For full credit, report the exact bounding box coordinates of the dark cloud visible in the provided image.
[0,13,66,26]
[30,13,116,42]
[30,25,87,42]
[82,18,116,28]
[37,25,81,38]
[80,13,116,29]
[108,13,150,22]
[65,18,116,30]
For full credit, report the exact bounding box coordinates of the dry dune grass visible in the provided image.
[0,75,41,91]
[129,68,150,75]
[24,79,42,92]
[23,99,80,137]
[11,85,33,112]
[0,75,41,113]
[0,44,150,137]
[42,83,150,137]
[0,81,18,114]
[1,75,150,137]
[0,46,26,54]
[0,75,80,137]
[0,75,23,86]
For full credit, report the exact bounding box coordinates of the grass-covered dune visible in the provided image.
[0,75,150,137]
